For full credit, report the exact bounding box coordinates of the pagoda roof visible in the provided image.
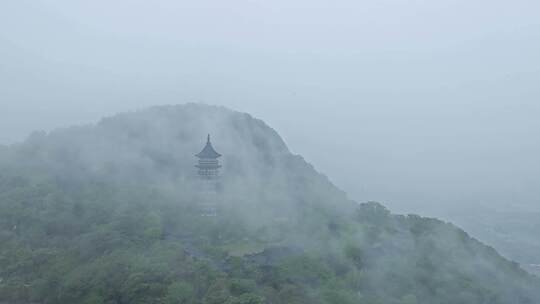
[195,134,222,159]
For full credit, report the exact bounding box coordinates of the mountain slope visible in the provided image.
[0,104,538,304]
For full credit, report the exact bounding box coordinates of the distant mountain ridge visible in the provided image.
[0,103,538,304]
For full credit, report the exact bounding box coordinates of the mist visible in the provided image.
[2,103,538,303]
[1,0,540,258]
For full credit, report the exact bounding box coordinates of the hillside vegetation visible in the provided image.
[0,104,538,304]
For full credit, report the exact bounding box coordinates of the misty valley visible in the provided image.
[0,104,539,304]
[447,208,540,277]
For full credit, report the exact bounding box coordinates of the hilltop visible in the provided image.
[0,104,538,304]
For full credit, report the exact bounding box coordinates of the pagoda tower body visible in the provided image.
[195,134,222,216]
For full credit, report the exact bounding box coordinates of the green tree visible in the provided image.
[401,294,418,304]
[165,282,195,304]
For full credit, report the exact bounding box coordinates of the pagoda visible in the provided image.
[195,134,222,216]
[195,134,222,179]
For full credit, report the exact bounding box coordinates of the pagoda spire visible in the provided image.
[196,134,222,159]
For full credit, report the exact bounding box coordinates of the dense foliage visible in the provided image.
[0,104,538,304]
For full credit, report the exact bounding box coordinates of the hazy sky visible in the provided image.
[1,0,539,215]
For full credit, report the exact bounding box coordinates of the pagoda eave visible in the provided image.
[195,165,222,169]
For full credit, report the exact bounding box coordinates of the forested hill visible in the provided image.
[0,104,538,304]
